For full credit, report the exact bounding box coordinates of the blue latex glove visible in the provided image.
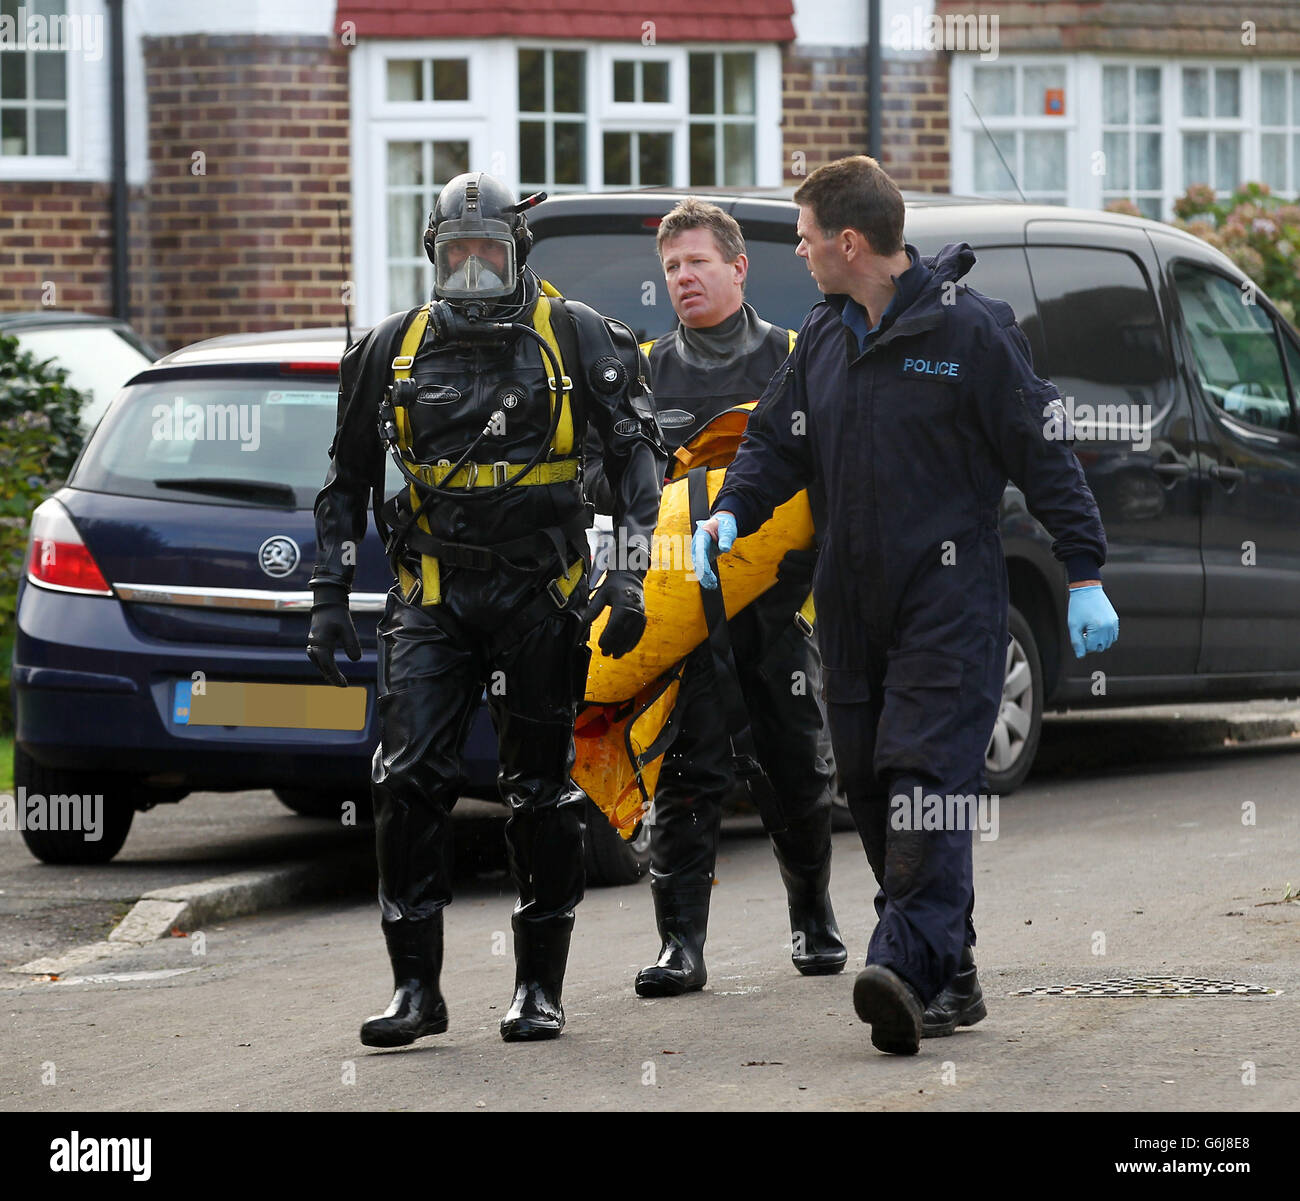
[691,512,738,590]
[1068,584,1119,658]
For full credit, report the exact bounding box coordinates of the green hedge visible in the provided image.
[0,331,88,733]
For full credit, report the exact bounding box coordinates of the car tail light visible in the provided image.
[25,498,113,596]
[281,362,340,374]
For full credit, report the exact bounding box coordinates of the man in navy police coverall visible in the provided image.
[693,156,1119,1055]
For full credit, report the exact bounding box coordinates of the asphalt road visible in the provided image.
[1,719,1296,1112]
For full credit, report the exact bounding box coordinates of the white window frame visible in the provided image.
[1257,64,1299,197]
[1176,61,1251,201]
[950,55,1076,205]
[351,38,781,323]
[1097,62,1165,219]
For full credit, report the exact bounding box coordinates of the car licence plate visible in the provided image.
[172,679,366,731]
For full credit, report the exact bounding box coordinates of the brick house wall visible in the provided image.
[781,48,950,191]
[137,35,351,352]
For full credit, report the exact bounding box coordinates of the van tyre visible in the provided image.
[15,746,135,865]
[984,605,1043,796]
[582,797,650,887]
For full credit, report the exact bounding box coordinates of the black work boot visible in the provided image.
[852,964,924,1055]
[360,914,449,1048]
[634,881,711,997]
[500,912,574,1042]
[770,817,847,976]
[922,945,987,1037]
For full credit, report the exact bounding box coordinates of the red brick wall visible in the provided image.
[0,181,116,314]
[140,34,351,352]
[782,48,951,192]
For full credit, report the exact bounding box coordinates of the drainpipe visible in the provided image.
[107,0,129,321]
[867,0,881,160]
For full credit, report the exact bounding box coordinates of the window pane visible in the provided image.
[431,140,468,183]
[0,0,18,19]
[643,60,669,104]
[1135,132,1161,191]
[689,121,715,184]
[518,49,544,112]
[1,53,27,101]
[388,192,423,257]
[1103,130,1130,190]
[1182,132,1209,187]
[972,65,1014,117]
[387,140,423,187]
[34,107,64,155]
[1136,196,1161,219]
[33,51,65,101]
[519,121,546,183]
[1261,70,1287,126]
[1135,68,1160,125]
[603,131,630,185]
[553,121,585,185]
[1174,263,1292,432]
[640,131,672,185]
[1213,68,1240,119]
[613,60,634,103]
[689,53,714,114]
[432,59,468,101]
[1182,67,1208,118]
[973,129,1016,192]
[388,265,422,313]
[386,59,422,102]
[1023,131,1065,193]
[1214,134,1239,192]
[1261,133,1287,192]
[722,123,754,185]
[552,51,584,114]
[722,53,755,116]
[1102,66,1128,125]
[1022,66,1060,117]
[1,106,25,154]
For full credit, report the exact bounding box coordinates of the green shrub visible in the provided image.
[1110,182,1300,325]
[0,331,89,733]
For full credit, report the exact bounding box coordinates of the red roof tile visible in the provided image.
[335,0,794,42]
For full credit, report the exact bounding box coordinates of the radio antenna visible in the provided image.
[964,91,1027,204]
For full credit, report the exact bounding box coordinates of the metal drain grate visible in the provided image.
[1015,975,1280,997]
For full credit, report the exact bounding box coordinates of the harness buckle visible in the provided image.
[547,576,571,608]
[392,354,415,371]
[547,375,573,395]
[794,611,814,637]
[493,461,512,487]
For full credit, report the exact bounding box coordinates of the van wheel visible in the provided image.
[15,747,135,864]
[984,606,1043,795]
[583,798,651,887]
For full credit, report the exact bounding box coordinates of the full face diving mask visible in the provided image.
[433,223,517,303]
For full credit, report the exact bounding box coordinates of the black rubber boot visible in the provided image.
[770,816,847,976]
[500,912,573,1042]
[360,914,449,1048]
[634,881,711,997]
[922,945,987,1037]
[852,964,924,1055]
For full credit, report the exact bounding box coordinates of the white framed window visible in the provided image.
[351,38,781,324]
[1179,64,1246,198]
[1259,66,1300,197]
[955,58,1073,204]
[1100,64,1163,219]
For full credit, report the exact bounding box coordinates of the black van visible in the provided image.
[527,191,1300,791]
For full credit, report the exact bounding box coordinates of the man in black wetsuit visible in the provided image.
[590,197,846,997]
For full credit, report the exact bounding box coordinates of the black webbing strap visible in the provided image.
[686,465,786,834]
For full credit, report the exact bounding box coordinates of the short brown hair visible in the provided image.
[655,196,746,262]
[793,156,905,256]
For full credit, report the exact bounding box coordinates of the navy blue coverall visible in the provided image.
[713,242,1107,1003]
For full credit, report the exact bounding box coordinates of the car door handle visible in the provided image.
[1152,462,1189,481]
[1210,462,1245,485]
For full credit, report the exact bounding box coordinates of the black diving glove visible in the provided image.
[306,584,361,687]
[582,570,647,659]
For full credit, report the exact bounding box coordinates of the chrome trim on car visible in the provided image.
[112,584,389,613]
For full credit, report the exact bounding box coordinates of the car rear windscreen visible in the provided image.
[70,376,391,509]
[527,233,824,340]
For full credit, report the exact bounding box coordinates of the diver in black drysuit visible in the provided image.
[587,299,847,996]
[307,172,666,1044]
